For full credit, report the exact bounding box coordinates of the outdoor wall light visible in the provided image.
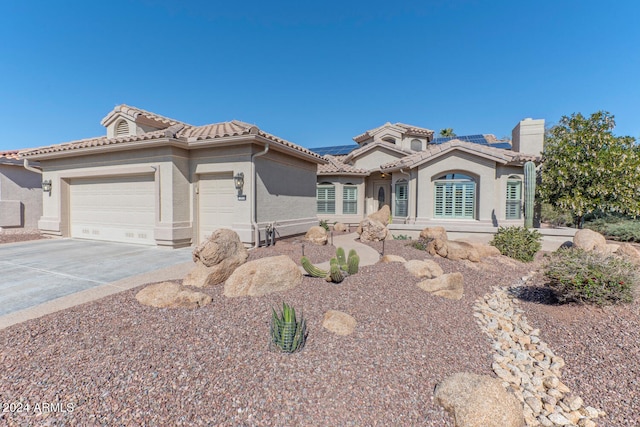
[233,172,244,195]
[42,180,52,193]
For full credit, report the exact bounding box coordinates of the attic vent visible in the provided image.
[115,120,129,137]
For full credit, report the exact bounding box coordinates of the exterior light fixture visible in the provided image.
[233,172,245,200]
[42,180,52,193]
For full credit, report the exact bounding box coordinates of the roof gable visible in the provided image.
[353,122,434,144]
[380,140,539,171]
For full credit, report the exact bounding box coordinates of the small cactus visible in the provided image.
[301,248,360,283]
[329,262,344,283]
[347,252,359,275]
[301,256,328,278]
[270,302,307,353]
[336,247,347,266]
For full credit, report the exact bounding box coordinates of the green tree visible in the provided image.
[439,128,456,137]
[538,111,640,228]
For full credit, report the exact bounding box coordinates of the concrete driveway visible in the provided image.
[0,239,193,319]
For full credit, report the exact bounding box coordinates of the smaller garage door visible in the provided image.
[70,175,156,245]
[198,173,235,242]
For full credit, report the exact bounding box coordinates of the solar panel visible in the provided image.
[310,144,358,156]
[432,134,512,149]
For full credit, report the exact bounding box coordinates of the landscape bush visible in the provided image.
[409,238,430,251]
[544,248,639,306]
[319,219,330,231]
[393,234,411,240]
[490,226,542,262]
[584,216,640,242]
[540,203,574,228]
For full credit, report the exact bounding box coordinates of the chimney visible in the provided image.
[511,118,544,156]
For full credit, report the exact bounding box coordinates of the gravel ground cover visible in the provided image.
[0,236,637,426]
[0,230,47,245]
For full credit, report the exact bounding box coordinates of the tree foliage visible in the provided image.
[538,111,640,227]
[439,128,456,137]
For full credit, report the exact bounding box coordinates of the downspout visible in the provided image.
[251,143,269,248]
[23,159,42,174]
[398,168,411,224]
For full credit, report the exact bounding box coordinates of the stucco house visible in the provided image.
[314,119,544,228]
[0,151,42,230]
[19,105,326,248]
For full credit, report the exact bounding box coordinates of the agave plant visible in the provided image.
[270,302,307,353]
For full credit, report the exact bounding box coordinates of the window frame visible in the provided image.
[505,176,522,219]
[316,182,336,214]
[434,174,476,219]
[342,184,358,215]
[394,179,408,217]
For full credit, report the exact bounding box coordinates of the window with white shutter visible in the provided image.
[395,180,408,217]
[342,185,357,215]
[434,174,475,219]
[317,183,335,214]
[506,177,522,219]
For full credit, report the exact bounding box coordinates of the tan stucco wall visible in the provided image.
[37,144,192,247]
[352,148,404,171]
[190,144,253,244]
[415,151,499,223]
[255,148,318,238]
[315,175,365,224]
[0,165,43,229]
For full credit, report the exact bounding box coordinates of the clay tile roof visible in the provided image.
[0,150,20,160]
[20,128,180,157]
[353,122,434,143]
[380,140,539,171]
[100,104,190,127]
[318,155,369,175]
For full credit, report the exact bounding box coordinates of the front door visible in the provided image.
[370,180,391,214]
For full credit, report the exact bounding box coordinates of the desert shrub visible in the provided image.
[393,234,411,240]
[409,238,429,251]
[585,217,640,242]
[490,226,542,262]
[319,219,330,231]
[541,203,574,227]
[544,248,639,306]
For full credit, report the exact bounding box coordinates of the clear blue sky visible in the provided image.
[1,0,638,152]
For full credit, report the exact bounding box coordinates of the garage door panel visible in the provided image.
[70,175,156,245]
[199,173,235,242]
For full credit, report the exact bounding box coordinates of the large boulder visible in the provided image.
[333,222,347,232]
[573,229,607,252]
[192,228,247,267]
[446,241,480,262]
[305,226,328,245]
[420,226,448,241]
[434,372,524,427]
[135,282,212,309]
[368,204,391,226]
[404,259,444,278]
[379,254,407,263]
[616,243,640,265]
[358,218,389,242]
[417,272,464,300]
[427,238,448,257]
[322,310,356,336]
[183,229,248,287]
[224,255,302,297]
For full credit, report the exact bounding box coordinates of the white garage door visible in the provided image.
[198,173,235,242]
[70,175,156,245]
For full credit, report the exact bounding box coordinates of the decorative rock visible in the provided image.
[426,238,448,257]
[224,255,302,297]
[404,259,443,278]
[305,226,328,245]
[547,411,571,425]
[333,222,347,232]
[419,226,448,241]
[473,285,603,427]
[184,229,249,287]
[573,228,607,252]
[135,282,212,309]
[563,394,583,412]
[322,310,356,335]
[358,218,388,242]
[434,372,524,427]
[379,254,407,263]
[417,272,464,300]
[367,204,391,226]
[447,241,481,262]
[615,242,640,265]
